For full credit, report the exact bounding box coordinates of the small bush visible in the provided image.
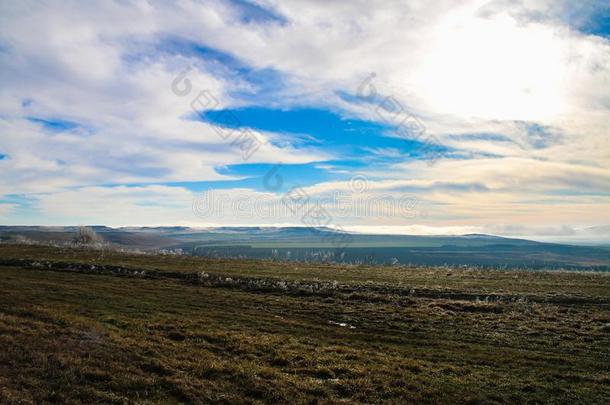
[72,226,103,245]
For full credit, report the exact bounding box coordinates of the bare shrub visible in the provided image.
[14,235,34,244]
[73,226,103,245]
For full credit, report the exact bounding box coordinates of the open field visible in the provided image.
[0,244,609,404]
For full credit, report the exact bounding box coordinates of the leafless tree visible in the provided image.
[73,226,102,245]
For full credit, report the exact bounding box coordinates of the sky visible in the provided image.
[0,0,609,243]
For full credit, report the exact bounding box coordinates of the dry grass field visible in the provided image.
[0,244,609,404]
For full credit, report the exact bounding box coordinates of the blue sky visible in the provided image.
[0,0,609,242]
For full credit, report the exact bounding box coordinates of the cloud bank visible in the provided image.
[0,0,608,242]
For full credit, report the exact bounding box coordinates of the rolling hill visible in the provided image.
[1,226,608,270]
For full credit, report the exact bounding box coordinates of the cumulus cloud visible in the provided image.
[0,0,608,240]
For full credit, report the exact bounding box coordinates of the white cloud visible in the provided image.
[0,203,17,217]
[0,0,608,238]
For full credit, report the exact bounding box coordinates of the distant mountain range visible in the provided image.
[1,226,609,270]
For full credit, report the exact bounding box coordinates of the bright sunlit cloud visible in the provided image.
[415,13,568,121]
[0,0,608,241]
